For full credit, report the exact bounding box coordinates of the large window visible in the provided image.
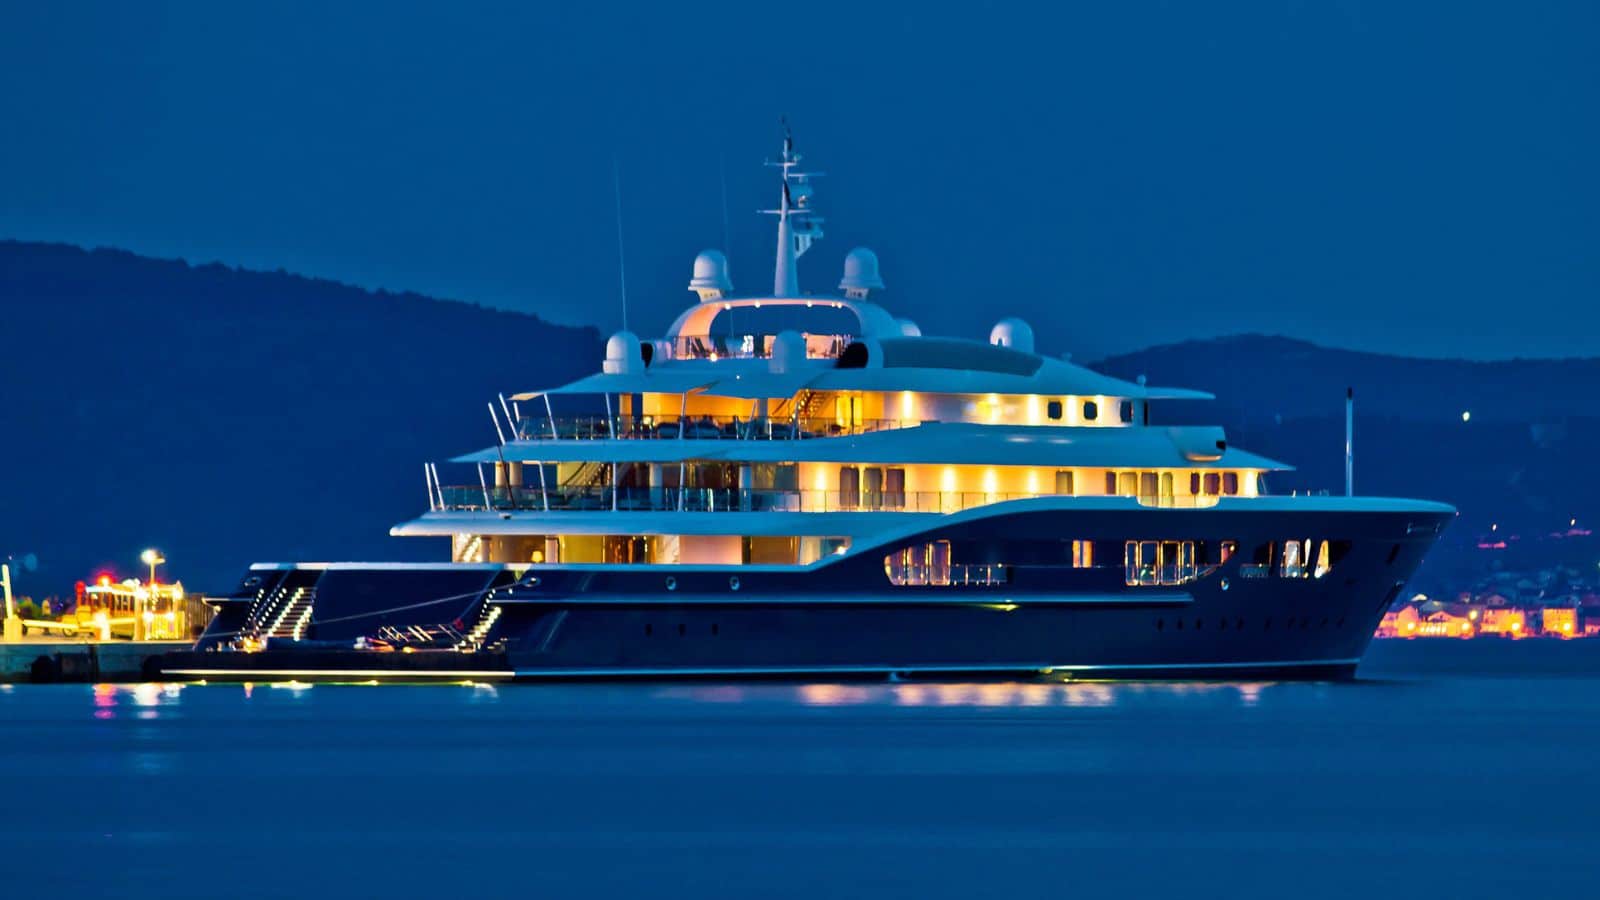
[1124,540,1197,586]
[884,541,1008,586]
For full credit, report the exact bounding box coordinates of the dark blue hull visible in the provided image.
[165,503,1452,681]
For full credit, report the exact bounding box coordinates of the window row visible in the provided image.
[1237,539,1352,579]
[884,540,1010,586]
[1123,540,1236,586]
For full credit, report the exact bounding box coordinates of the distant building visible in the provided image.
[1416,607,1474,638]
[1541,607,1578,638]
[1479,607,1527,638]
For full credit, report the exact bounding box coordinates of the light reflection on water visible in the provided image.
[795,680,1270,708]
[71,677,1282,716]
[6,641,1600,899]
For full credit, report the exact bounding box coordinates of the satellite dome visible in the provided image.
[896,318,922,337]
[989,318,1034,354]
[688,249,733,300]
[769,329,807,374]
[838,247,884,298]
[604,330,644,374]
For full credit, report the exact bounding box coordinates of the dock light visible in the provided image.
[1461,411,1471,422]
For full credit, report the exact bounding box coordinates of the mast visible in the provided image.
[765,120,823,297]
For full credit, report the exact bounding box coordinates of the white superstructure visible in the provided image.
[397,128,1298,569]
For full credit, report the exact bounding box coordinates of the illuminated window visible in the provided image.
[1222,472,1240,495]
[884,541,1005,586]
[1056,470,1075,495]
[1204,472,1221,495]
[1072,540,1094,568]
[1189,472,1201,494]
[1104,472,1118,494]
[1124,540,1197,586]
[1280,539,1310,578]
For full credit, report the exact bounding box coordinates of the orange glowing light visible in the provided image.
[97,575,112,587]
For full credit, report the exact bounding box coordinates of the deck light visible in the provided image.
[1461,411,1471,422]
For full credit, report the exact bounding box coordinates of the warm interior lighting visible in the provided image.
[900,390,914,420]
[940,467,956,493]
[1026,395,1041,425]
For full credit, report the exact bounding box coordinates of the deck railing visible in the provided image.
[667,332,854,361]
[435,487,1224,514]
[513,415,921,442]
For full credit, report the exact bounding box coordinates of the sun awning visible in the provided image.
[509,371,715,401]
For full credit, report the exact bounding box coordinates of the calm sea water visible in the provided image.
[3,640,1599,899]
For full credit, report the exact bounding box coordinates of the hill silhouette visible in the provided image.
[0,241,601,592]
[2,240,1591,596]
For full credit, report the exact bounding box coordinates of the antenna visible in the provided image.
[613,155,629,332]
[1345,387,1354,497]
[719,151,731,259]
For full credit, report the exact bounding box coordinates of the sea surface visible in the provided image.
[3,640,1599,899]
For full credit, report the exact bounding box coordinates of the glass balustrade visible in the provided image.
[434,486,1228,513]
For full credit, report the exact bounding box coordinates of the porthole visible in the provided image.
[1219,618,1227,631]
[665,576,677,591]
[645,624,653,636]
[1156,618,1165,631]
[677,623,686,637]
[1194,618,1204,630]
[729,576,741,592]
[711,623,720,636]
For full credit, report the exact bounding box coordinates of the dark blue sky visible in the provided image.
[2,2,1595,360]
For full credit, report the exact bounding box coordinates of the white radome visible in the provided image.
[604,330,643,374]
[769,330,807,374]
[839,247,885,296]
[989,317,1034,354]
[688,249,733,300]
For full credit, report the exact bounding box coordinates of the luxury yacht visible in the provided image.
[163,130,1454,681]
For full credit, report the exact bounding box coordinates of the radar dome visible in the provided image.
[896,318,922,337]
[838,247,885,299]
[688,249,733,301]
[989,318,1034,354]
[769,330,807,374]
[604,330,644,374]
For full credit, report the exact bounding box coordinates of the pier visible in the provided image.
[0,637,192,683]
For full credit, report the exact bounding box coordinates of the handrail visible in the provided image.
[667,332,854,361]
[433,487,1226,514]
[513,415,922,442]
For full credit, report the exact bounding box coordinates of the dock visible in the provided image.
[0,638,193,683]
